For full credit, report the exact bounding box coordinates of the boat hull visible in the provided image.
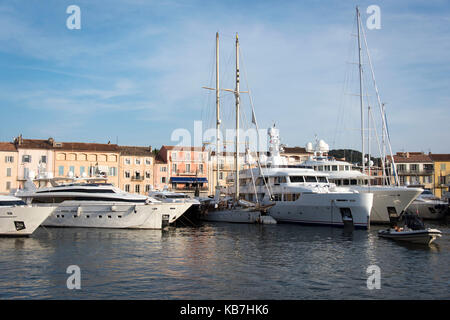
[39,201,192,229]
[349,186,422,224]
[200,208,263,223]
[267,192,373,229]
[378,229,442,245]
[405,201,447,220]
[0,206,56,236]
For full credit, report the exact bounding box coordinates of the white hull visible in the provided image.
[405,200,447,220]
[40,201,192,229]
[268,193,373,229]
[347,186,422,224]
[0,206,55,236]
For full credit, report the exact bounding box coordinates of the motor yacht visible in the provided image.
[14,177,192,229]
[301,141,422,224]
[0,195,56,236]
[405,189,448,220]
[237,126,374,229]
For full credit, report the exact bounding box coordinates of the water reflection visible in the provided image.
[0,221,448,299]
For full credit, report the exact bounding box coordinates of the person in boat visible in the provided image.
[401,212,425,230]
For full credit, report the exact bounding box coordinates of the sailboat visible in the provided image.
[198,32,276,224]
[301,6,422,224]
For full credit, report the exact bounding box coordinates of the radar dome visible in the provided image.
[306,142,313,153]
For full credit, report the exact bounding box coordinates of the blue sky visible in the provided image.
[0,0,449,154]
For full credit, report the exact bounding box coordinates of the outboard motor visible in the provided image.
[402,212,425,230]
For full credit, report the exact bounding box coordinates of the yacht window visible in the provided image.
[335,180,342,186]
[343,179,350,185]
[332,165,338,171]
[272,194,282,201]
[305,176,317,183]
[364,179,369,185]
[317,176,328,183]
[275,176,287,184]
[289,176,304,183]
[350,179,357,185]
[339,165,344,171]
[293,194,301,201]
[318,166,324,171]
[325,166,331,171]
[0,200,26,206]
[345,166,350,171]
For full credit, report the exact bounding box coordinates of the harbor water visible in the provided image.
[0,220,449,300]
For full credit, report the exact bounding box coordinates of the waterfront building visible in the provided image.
[0,142,18,194]
[118,146,154,195]
[153,156,170,191]
[53,141,120,186]
[157,146,209,195]
[428,153,450,198]
[14,135,55,189]
[387,152,434,190]
[281,146,312,165]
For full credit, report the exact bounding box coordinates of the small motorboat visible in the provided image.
[378,212,442,245]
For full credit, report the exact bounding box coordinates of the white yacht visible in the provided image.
[238,126,374,229]
[301,140,423,224]
[405,189,447,220]
[0,195,56,236]
[14,178,192,229]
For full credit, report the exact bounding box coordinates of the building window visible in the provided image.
[135,158,141,165]
[58,166,64,176]
[145,184,151,193]
[5,156,14,163]
[24,168,30,179]
[185,152,190,160]
[6,181,11,190]
[173,163,177,173]
[161,177,166,183]
[109,167,117,177]
[124,184,130,192]
[410,164,418,172]
[160,166,167,172]
[80,166,85,176]
[40,155,47,164]
[6,168,11,177]
[199,164,204,174]
[135,171,141,179]
[125,171,130,178]
[145,158,152,165]
[145,171,151,179]
[135,185,140,193]
[22,155,32,163]
[219,172,223,180]
[125,158,131,165]
[69,166,75,175]
[440,164,447,171]
[172,152,177,161]
[186,164,191,173]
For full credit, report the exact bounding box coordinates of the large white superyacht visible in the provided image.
[0,195,56,236]
[15,177,192,229]
[301,139,422,224]
[238,126,374,229]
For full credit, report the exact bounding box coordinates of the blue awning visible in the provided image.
[170,177,208,183]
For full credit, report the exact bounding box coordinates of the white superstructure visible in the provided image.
[14,178,192,229]
[238,126,374,229]
[0,195,55,236]
[301,140,422,224]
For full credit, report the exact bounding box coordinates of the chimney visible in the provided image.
[48,137,54,146]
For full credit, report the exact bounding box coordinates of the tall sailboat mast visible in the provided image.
[235,33,241,201]
[215,32,221,190]
[356,6,365,173]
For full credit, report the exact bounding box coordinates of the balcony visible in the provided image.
[131,175,144,181]
[397,169,434,176]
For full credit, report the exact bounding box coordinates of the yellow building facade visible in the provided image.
[0,142,18,194]
[429,154,450,198]
[118,146,155,195]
